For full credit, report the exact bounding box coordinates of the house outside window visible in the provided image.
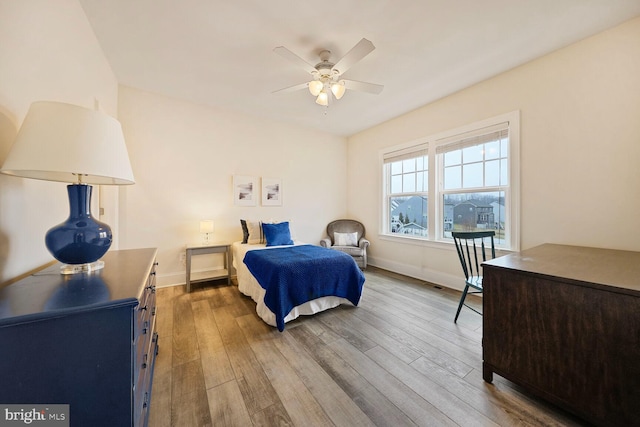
[381,112,519,250]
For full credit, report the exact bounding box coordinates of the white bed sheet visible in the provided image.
[231,241,355,328]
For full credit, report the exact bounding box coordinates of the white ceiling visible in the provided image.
[79,0,640,137]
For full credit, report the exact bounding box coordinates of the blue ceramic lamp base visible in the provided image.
[45,184,112,275]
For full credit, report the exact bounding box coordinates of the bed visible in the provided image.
[232,241,365,331]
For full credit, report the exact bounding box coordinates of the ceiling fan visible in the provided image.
[272,38,384,106]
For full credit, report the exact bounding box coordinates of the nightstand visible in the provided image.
[185,243,231,292]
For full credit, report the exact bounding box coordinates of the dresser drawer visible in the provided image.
[132,260,158,427]
[135,288,155,337]
[134,268,156,341]
[133,273,157,386]
[134,331,158,426]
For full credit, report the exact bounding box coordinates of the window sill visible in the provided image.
[378,232,516,255]
[378,233,454,251]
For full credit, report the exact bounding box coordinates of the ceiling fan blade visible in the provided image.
[272,82,309,94]
[273,46,317,74]
[332,38,375,75]
[343,79,384,95]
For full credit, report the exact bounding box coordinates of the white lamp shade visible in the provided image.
[331,81,346,99]
[308,80,324,97]
[200,220,214,233]
[0,101,135,185]
[315,91,329,106]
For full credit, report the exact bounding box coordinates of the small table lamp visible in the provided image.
[200,220,214,245]
[0,101,135,274]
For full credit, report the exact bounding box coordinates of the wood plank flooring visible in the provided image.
[148,267,587,427]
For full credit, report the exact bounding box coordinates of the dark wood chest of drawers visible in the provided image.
[0,248,159,427]
[482,244,640,427]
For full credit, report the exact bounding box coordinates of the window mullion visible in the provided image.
[428,144,437,240]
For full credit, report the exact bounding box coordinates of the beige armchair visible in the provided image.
[320,219,369,269]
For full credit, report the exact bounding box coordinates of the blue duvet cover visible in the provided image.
[243,244,365,331]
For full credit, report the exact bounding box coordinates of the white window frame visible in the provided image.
[380,111,520,250]
[382,142,429,239]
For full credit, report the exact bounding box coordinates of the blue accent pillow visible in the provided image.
[262,222,294,246]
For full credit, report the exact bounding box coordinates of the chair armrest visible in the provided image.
[320,238,332,248]
[359,238,370,250]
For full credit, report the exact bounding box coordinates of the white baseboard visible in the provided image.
[157,267,227,288]
[368,255,464,292]
[158,261,464,293]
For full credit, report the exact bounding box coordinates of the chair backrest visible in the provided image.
[327,219,365,244]
[451,231,496,280]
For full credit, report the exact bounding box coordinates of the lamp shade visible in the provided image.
[0,101,135,185]
[331,81,346,100]
[308,80,324,97]
[200,220,214,234]
[315,91,329,106]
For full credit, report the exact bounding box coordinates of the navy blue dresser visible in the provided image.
[0,248,158,427]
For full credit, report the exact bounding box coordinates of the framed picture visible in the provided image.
[261,177,282,206]
[233,175,257,206]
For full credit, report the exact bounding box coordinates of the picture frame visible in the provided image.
[233,175,257,206]
[261,177,282,206]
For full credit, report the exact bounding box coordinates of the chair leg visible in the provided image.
[454,284,470,323]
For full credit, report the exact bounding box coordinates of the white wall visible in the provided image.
[0,0,119,281]
[117,86,348,286]
[2,2,637,293]
[347,16,640,290]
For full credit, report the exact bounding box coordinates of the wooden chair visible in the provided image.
[452,231,496,323]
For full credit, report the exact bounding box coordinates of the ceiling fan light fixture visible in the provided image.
[315,90,329,106]
[331,80,346,100]
[273,38,382,107]
[308,80,323,96]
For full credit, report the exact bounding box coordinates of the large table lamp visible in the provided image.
[0,101,135,274]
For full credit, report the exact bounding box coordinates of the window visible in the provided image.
[381,112,519,250]
[437,123,510,245]
[383,144,428,238]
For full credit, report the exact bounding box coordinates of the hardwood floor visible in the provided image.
[148,267,587,427]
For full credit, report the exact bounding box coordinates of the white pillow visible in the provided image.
[246,220,263,244]
[334,232,358,247]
